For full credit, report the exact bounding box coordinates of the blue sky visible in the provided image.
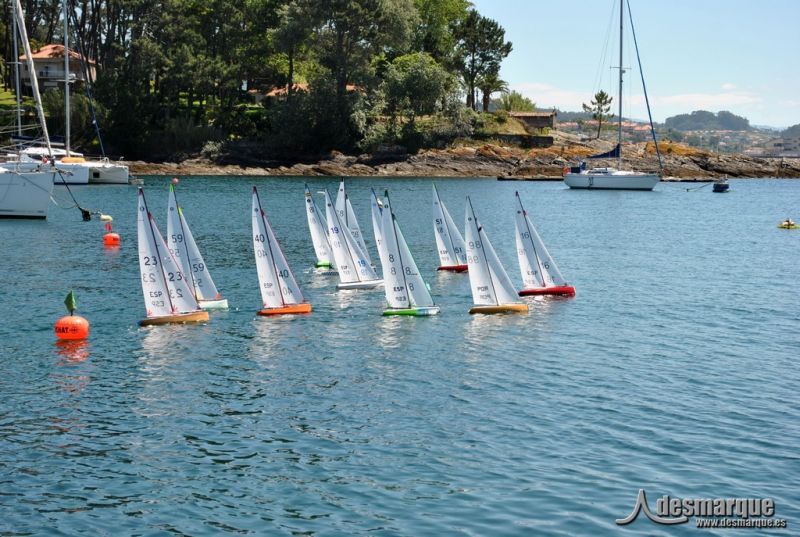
[470,0,800,128]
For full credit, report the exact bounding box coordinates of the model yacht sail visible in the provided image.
[0,0,58,218]
[137,188,209,325]
[370,189,388,274]
[304,184,336,271]
[166,184,228,309]
[563,0,662,190]
[335,179,372,265]
[432,184,468,272]
[324,190,383,290]
[514,192,575,297]
[252,187,312,315]
[464,197,528,314]
[379,190,439,316]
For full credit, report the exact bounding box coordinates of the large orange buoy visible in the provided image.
[55,290,90,340]
[103,222,120,247]
[54,315,90,340]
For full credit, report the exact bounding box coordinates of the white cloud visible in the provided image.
[510,82,588,111]
[652,91,761,109]
[721,83,737,91]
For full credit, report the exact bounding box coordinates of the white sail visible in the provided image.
[335,179,371,264]
[166,185,222,301]
[370,189,387,275]
[514,192,567,289]
[304,185,334,267]
[138,188,200,319]
[432,184,467,267]
[252,188,305,308]
[464,198,520,306]
[325,190,379,284]
[381,193,435,309]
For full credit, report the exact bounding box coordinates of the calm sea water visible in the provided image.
[1,177,798,536]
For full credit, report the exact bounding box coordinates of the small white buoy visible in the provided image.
[100,214,113,222]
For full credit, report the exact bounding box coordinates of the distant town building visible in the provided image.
[18,44,96,91]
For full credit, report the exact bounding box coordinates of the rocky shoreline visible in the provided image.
[127,133,800,179]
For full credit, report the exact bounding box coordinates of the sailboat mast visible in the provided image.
[434,185,458,260]
[14,0,54,161]
[12,1,21,137]
[467,196,499,303]
[617,0,623,169]
[63,0,70,156]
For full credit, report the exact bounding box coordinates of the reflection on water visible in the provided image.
[52,340,91,396]
[54,339,90,365]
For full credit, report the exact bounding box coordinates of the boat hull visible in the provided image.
[564,172,659,191]
[469,303,529,314]
[85,161,130,184]
[315,261,333,268]
[257,303,312,315]
[519,285,576,297]
[139,310,210,326]
[337,279,384,290]
[777,224,798,229]
[383,305,441,316]
[198,298,229,310]
[437,264,469,272]
[0,170,56,218]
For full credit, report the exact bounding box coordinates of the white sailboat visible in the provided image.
[304,184,335,270]
[563,0,662,191]
[370,188,388,274]
[514,192,575,297]
[137,188,208,326]
[432,183,468,272]
[252,186,312,315]
[324,190,383,290]
[335,179,372,265]
[379,190,439,316]
[166,184,228,309]
[464,197,528,314]
[0,0,58,219]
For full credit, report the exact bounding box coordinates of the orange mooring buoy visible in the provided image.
[103,222,120,247]
[55,290,90,340]
[55,315,90,340]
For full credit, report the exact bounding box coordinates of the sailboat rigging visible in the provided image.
[564,0,662,191]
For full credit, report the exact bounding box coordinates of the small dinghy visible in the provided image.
[514,192,575,297]
[712,179,730,193]
[464,197,528,314]
[378,190,440,316]
[137,188,209,326]
[252,187,312,315]
[432,184,468,272]
[324,189,383,290]
[778,219,798,229]
[166,184,228,309]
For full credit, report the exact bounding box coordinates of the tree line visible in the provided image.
[0,0,517,161]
